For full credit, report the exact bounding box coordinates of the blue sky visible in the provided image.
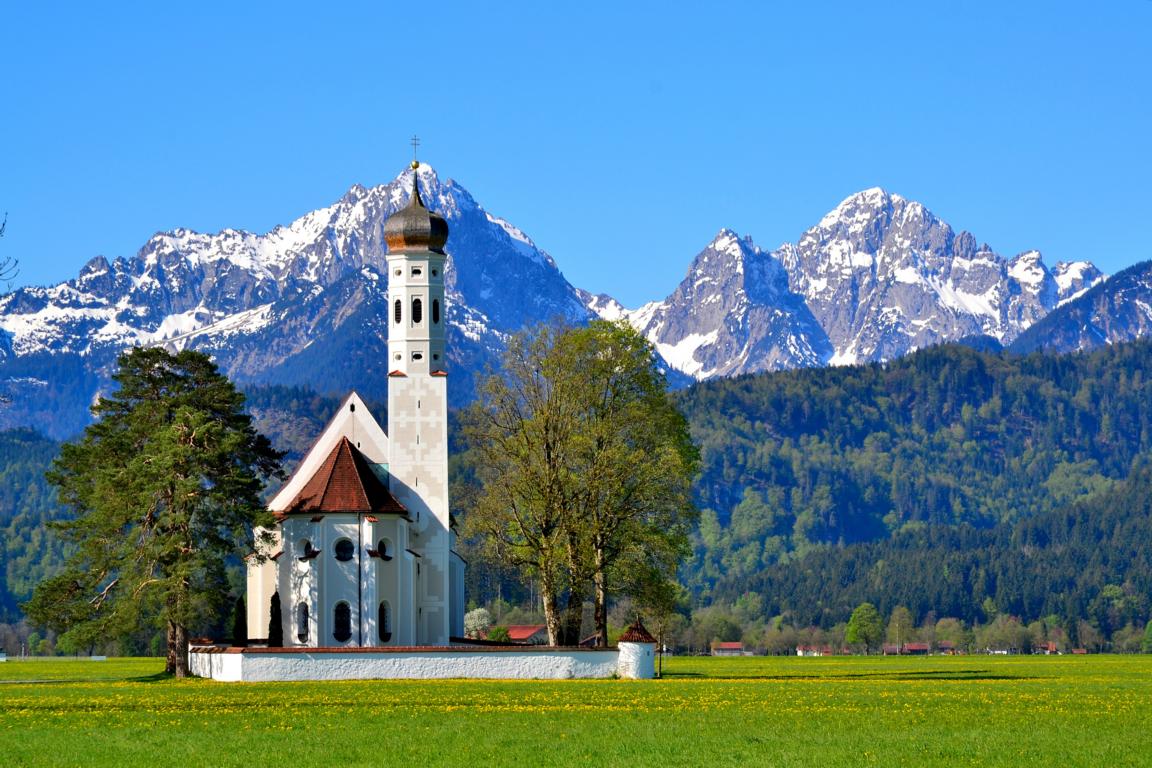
[1,1,1149,307]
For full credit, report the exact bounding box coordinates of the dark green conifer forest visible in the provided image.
[3,339,1152,652]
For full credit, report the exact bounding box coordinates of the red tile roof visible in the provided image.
[714,642,743,650]
[281,437,407,516]
[619,619,655,643]
[506,625,548,641]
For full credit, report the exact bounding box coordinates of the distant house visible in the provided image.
[506,625,549,645]
[712,641,745,656]
[796,645,836,657]
[937,641,957,655]
[904,642,930,655]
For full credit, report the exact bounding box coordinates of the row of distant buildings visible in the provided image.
[707,641,1087,656]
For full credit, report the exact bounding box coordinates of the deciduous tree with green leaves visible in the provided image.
[461,321,698,646]
[846,601,884,653]
[23,347,282,676]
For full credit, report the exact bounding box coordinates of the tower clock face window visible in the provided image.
[432,299,440,324]
[412,298,423,324]
[394,299,402,324]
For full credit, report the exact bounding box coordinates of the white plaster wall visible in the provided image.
[189,651,244,682]
[191,649,624,682]
[617,642,656,679]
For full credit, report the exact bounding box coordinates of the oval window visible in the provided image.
[412,298,423,324]
[333,602,352,643]
[334,539,355,562]
[412,267,422,277]
[432,299,440,324]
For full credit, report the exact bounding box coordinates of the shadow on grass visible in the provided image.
[128,670,177,683]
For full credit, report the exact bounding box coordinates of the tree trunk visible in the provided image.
[561,585,585,646]
[540,572,563,646]
[593,547,608,647]
[172,623,190,678]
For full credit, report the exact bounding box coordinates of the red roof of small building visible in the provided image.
[281,437,407,516]
[714,642,743,650]
[506,625,548,641]
[619,619,655,643]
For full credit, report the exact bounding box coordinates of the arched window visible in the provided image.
[393,299,402,324]
[377,539,392,561]
[379,601,392,642]
[412,298,423,324]
[297,602,309,643]
[432,299,440,324]
[333,602,352,643]
[334,538,355,562]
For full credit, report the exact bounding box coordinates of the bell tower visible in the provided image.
[384,161,452,644]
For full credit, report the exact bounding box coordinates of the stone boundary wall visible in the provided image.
[190,643,655,681]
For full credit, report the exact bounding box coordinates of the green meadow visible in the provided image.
[1,655,1150,767]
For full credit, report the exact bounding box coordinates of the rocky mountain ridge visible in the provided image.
[0,170,1140,439]
[608,188,1105,377]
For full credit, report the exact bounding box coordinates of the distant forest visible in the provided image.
[3,340,1152,653]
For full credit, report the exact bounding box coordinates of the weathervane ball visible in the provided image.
[411,160,420,170]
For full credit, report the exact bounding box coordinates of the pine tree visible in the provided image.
[268,591,284,647]
[231,596,248,648]
[23,347,282,676]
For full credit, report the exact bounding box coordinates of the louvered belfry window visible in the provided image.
[394,299,402,324]
[412,298,423,324]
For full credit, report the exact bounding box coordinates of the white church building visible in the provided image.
[245,162,464,648]
[193,162,655,681]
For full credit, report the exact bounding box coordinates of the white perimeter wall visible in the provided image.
[190,645,656,681]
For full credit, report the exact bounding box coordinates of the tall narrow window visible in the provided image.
[333,602,352,643]
[379,601,392,642]
[297,602,309,643]
[432,299,440,324]
[412,298,423,324]
[393,299,402,324]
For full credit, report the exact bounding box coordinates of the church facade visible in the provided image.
[246,163,465,647]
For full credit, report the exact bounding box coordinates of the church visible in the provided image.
[246,162,465,647]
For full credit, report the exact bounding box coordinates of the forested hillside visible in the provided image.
[3,340,1151,649]
[723,463,1152,635]
[0,429,65,622]
[678,339,1152,598]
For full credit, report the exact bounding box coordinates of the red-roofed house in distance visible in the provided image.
[505,625,549,645]
[712,641,745,656]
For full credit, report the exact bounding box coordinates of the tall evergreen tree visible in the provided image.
[23,347,282,676]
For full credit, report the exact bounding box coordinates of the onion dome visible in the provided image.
[384,161,448,253]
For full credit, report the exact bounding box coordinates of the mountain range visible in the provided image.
[1,165,1148,438]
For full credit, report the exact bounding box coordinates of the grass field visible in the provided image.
[1,654,1150,766]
